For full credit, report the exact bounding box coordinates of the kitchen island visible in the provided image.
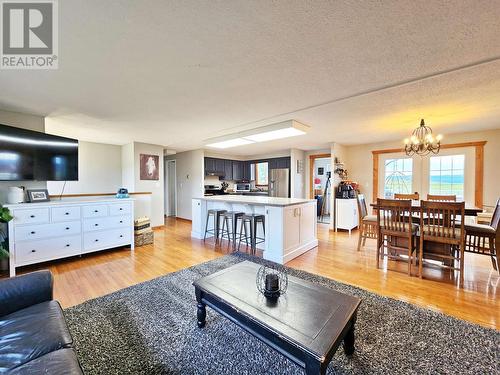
[192,196,318,264]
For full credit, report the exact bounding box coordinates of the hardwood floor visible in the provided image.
[2,217,498,329]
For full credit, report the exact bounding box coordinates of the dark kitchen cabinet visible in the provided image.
[204,157,216,174]
[269,157,290,170]
[242,161,251,180]
[215,158,225,173]
[232,161,243,181]
[224,159,233,180]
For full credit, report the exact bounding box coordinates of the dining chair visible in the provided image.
[376,198,418,275]
[464,198,499,273]
[418,200,465,285]
[427,194,457,202]
[394,193,419,200]
[356,194,377,251]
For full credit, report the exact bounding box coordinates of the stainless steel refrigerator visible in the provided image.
[268,168,289,198]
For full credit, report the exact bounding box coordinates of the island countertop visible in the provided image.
[195,195,315,207]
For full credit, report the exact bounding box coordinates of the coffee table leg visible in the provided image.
[195,288,206,328]
[343,314,357,356]
[305,360,326,375]
[197,302,206,328]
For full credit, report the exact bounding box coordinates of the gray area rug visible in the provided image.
[65,254,499,374]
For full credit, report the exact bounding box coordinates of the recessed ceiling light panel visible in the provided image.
[204,120,310,149]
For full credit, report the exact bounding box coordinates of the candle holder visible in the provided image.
[256,264,288,300]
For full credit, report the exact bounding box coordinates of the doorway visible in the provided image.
[309,154,332,224]
[165,160,177,217]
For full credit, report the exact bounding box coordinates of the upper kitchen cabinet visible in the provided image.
[204,157,216,174]
[232,161,243,181]
[242,161,251,180]
[269,157,290,169]
[224,159,233,180]
[215,158,225,173]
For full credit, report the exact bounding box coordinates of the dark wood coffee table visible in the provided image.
[193,261,361,375]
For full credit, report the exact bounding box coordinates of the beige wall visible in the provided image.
[345,128,500,210]
[48,141,122,196]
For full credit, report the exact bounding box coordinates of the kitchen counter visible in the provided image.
[192,196,318,264]
[197,195,314,207]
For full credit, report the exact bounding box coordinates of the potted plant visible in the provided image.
[0,205,13,271]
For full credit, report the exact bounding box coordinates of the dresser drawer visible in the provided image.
[51,206,81,222]
[83,228,131,252]
[12,208,50,225]
[15,221,81,242]
[108,203,132,216]
[83,216,130,232]
[15,235,82,264]
[82,205,108,218]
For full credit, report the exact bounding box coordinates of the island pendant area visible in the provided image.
[192,196,318,264]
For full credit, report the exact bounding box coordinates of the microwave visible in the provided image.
[235,183,250,192]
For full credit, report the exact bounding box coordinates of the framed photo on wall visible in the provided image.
[140,154,160,180]
[27,189,50,203]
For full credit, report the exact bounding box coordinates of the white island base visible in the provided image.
[192,196,318,264]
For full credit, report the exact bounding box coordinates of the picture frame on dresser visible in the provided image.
[26,189,50,203]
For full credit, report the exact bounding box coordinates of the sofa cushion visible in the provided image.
[0,301,73,372]
[7,348,83,375]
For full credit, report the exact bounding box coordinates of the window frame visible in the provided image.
[255,162,269,186]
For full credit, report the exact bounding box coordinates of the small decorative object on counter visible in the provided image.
[256,264,288,301]
[116,188,129,199]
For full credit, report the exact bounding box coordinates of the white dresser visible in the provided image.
[335,198,359,234]
[5,198,134,277]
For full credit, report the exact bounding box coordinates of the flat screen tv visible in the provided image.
[0,124,78,181]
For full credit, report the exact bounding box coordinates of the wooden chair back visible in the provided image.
[376,198,413,235]
[420,200,465,244]
[357,194,368,221]
[427,194,457,202]
[394,193,419,200]
[490,198,500,231]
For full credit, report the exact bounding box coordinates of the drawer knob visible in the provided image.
[95,239,99,242]
[65,227,70,230]
[30,215,35,218]
[95,223,99,226]
[30,231,36,234]
[119,208,123,211]
[119,235,123,238]
[65,212,70,215]
[66,244,70,247]
[94,210,99,213]
[119,220,123,223]
[31,249,36,253]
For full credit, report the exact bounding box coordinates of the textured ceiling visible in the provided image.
[1,0,500,155]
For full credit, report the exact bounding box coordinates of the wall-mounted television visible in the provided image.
[0,124,78,181]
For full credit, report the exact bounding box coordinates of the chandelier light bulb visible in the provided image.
[403,119,442,156]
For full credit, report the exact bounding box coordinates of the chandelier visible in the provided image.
[404,119,442,156]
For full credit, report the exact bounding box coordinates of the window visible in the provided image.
[255,162,268,186]
[383,158,413,198]
[429,155,465,200]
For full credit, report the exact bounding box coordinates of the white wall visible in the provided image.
[345,128,500,210]
[166,149,204,220]
[48,141,122,195]
[290,148,305,199]
[121,142,165,227]
[0,110,47,203]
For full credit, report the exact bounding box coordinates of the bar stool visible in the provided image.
[204,209,227,244]
[220,211,245,251]
[238,213,265,255]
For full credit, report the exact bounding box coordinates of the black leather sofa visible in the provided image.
[0,271,83,374]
